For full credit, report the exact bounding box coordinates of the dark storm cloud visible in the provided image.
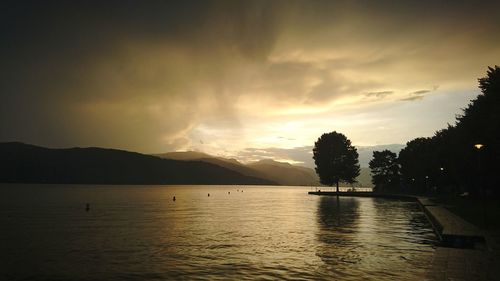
[0,0,283,100]
[0,0,286,150]
[1,1,280,60]
[1,0,499,152]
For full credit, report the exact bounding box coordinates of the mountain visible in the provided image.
[156,152,263,179]
[357,167,373,188]
[247,159,320,186]
[157,152,320,186]
[355,144,404,188]
[0,142,274,185]
[357,144,405,167]
[156,151,215,161]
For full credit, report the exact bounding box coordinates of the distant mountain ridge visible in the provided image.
[155,143,405,187]
[0,142,374,186]
[157,151,322,186]
[357,144,405,167]
[158,151,374,187]
[247,159,320,186]
[0,142,274,185]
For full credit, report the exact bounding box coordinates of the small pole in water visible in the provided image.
[173,196,176,202]
[208,193,210,197]
[85,203,90,212]
[228,191,230,195]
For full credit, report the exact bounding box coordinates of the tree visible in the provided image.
[397,66,500,196]
[398,137,438,194]
[313,131,360,192]
[369,150,399,193]
[454,65,500,195]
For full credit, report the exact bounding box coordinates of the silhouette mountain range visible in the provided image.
[0,142,275,185]
[156,152,321,186]
[157,151,374,187]
[0,142,373,187]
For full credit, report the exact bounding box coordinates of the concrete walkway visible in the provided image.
[426,246,499,281]
[417,197,486,248]
[415,197,500,280]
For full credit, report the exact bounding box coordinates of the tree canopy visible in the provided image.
[313,131,360,192]
[369,150,399,193]
[396,65,500,196]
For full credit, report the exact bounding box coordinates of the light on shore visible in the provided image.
[474,143,484,150]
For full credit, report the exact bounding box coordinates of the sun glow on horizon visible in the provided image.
[1,1,498,164]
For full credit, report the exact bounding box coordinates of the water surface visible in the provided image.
[0,185,436,280]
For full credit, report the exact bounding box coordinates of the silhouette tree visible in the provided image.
[369,150,399,193]
[398,137,440,194]
[398,65,500,196]
[455,65,500,195]
[313,131,360,192]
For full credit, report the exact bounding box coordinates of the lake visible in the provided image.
[0,184,436,280]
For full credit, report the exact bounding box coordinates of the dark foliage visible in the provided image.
[397,66,500,196]
[369,150,399,193]
[313,131,360,192]
[0,142,275,185]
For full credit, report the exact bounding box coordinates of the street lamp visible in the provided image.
[474,143,486,227]
[474,143,484,190]
[438,167,444,194]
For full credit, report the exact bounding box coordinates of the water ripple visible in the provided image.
[0,185,436,280]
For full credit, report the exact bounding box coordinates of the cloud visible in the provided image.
[235,143,406,168]
[400,96,425,102]
[237,146,314,167]
[0,1,287,151]
[278,136,296,141]
[400,87,439,101]
[1,1,499,154]
[411,90,431,95]
[364,91,394,99]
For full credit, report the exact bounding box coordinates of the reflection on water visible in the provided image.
[316,197,361,270]
[316,196,436,280]
[0,185,435,280]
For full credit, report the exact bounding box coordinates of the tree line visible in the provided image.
[370,66,500,196]
[312,66,499,197]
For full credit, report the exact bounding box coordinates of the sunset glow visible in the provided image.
[1,1,499,166]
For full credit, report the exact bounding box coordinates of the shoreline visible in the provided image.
[307,191,486,249]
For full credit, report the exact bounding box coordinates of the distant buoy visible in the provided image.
[173,196,176,202]
[208,193,210,197]
[228,191,230,195]
[85,203,90,212]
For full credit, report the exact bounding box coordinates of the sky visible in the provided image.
[1,0,499,167]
